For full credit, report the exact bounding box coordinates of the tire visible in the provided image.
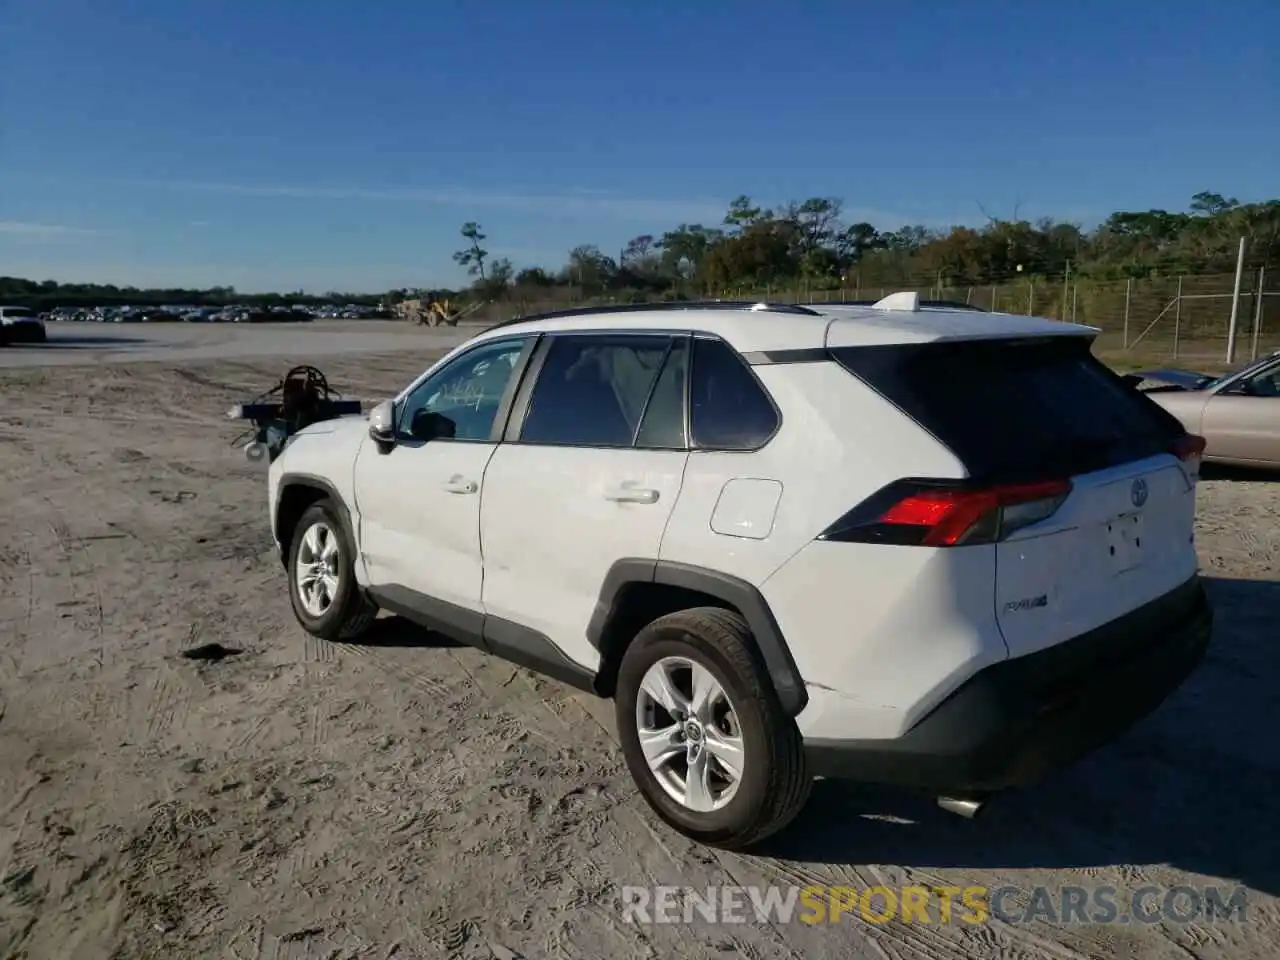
[615,607,812,850]
[286,499,378,642]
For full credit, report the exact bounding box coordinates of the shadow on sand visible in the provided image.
[31,333,151,349]
[759,575,1280,896]
[1201,463,1280,483]
[344,614,464,649]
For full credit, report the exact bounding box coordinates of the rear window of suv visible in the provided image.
[831,335,1183,481]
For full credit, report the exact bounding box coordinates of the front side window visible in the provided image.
[1241,361,1280,397]
[519,334,674,447]
[396,337,528,441]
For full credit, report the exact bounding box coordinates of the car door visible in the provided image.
[1200,358,1280,465]
[352,334,537,634]
[479,332,691,671]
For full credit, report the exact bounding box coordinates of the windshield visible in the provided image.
[1202,353,1278,390]
[3,307,33,318]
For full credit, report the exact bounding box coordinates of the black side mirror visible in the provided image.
[410,410,457,442]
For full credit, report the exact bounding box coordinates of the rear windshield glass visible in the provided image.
[831,336,1182,480]
[4,307,33,318]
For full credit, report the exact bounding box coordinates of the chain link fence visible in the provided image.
[706,272,1275,365]
[474,268,1276,369]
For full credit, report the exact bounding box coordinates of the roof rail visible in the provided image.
[487,299,822,331]
[813,298,990,312]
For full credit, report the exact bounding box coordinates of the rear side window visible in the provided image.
[831,336,1180,480]
[690,338,780,450]
[519,334,673,447]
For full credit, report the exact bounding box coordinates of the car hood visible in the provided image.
[293,412,370,441]
[1124,368,1215,391]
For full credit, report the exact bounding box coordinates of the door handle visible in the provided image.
[604,484,660,504]
[443,475,478,495]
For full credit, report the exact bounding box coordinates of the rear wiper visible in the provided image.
[1060,436,1120,456]
[1041,436,1125,472]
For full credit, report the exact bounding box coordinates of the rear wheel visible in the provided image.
[286,500,377,641]
[615,607,811,850]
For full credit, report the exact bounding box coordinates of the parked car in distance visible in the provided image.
[0,305,47,343]
[264,294,1212,849]
[1125,349,1280,470]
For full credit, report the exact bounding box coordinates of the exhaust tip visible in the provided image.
[937,796,987,819]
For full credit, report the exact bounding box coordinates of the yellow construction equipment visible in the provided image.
[391,297,486,326]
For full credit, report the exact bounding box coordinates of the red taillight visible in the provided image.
[847,478,1073,547]
[1172,433,1206,466]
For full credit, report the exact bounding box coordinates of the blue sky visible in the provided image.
[2,0,1277,293]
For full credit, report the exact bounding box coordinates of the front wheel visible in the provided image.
[286,500,377,641]
[615,607,812,850]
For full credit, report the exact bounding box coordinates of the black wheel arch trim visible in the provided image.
[588,558,809,716]
[274,472,356,563]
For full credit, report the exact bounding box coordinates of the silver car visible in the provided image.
[1127,350,1280,469]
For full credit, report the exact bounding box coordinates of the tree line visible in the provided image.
[445,191,1280,303]
[0,280,384,312]
[2,191,1275,310]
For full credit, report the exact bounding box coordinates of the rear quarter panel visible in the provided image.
[762,540,1006,740]
[661,359,999,742]
[658,360,964,587]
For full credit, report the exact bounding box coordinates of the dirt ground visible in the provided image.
[1,346,1278,960]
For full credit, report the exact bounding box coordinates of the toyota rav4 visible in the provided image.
[266,294,1213,849]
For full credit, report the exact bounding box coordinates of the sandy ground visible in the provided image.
[1,334,1278,960]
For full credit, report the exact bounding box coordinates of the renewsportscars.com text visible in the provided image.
[620,883,1249,926]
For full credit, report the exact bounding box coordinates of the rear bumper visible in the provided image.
[805,575,1212,793]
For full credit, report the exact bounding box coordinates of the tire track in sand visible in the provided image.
[124,662,194,747]
[43,503,108,670]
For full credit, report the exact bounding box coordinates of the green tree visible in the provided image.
[723,195,771,233]
[514,266,555,286]
[479,257,514,299]
[452,222,489,281]
[1190,192,1238,217]
[564,245,617,294]
[656,224,722,280]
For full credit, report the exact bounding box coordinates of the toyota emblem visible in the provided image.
[1130,478,1149,508]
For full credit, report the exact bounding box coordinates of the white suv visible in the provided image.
[266,294,1213,849]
